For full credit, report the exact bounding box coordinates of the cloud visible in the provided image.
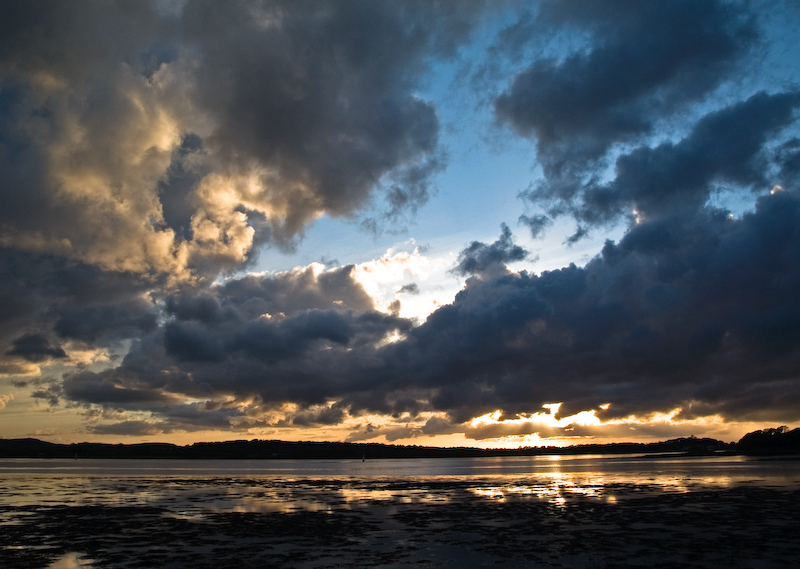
[0,249,159,376]
[490,0,799,238]
[430,192,800,422]
[329,190,800,425]
[345,420,424,443]
[54,300,158,344]
[6,333,66,363]
[548,90,800,227]
[85,401,247,435]
[0,1,485,282]
[88,420,171,437]
[421,416,458,436]
[451,224,528,277]
[45,263,412,430]
[350,245,453,318]
[42,190,800,432]
[0,394,13,410]
[397,283,420,295]
[494,0,756,170]
[212,263,376,319]
[518,213,552,239]
[290,405,346,427]
[460,413,714,443]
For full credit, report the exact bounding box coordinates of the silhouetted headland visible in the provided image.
[737,426,800,455]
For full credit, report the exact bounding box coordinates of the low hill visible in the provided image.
[737,426,800,455]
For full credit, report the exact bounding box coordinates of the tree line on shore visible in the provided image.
[0,428,796,460]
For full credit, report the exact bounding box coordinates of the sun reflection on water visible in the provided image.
[469,480,604,506]
[0,455,797,519]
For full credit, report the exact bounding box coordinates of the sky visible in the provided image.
[1,0,800,447]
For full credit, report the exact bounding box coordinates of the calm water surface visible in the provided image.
[1,454,798,512]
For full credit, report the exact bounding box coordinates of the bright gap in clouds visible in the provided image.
[251,214,628,324]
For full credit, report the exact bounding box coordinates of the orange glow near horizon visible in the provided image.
[0,392,788,447]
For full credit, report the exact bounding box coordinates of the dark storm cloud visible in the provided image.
[565,91,800,226]
[212,264,376,318]
[381,191,800,423]
[777,137,800,186]
[0,0,486,279]
[57,305,412,422]
[325,190,800,424]
[181,0,484,236]
[48,191,800,430]
[54,301,158,344]
[0,249,157,372]
[494,0,756,171]
[156,133,207,241]
[452,224,528,277]
[290,406,346,427]
[6,334,66,363]
[490,0,788,240]
[61,369,180,406]
[86,402,246,435]
[51,263,411,428]
[160,263,380,366]
[164,307,398,366]
[0,1,168,267]
[0,0,490,422]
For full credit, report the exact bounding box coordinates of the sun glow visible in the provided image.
[464,403,740,447]
[350,243,460,320]
[469,403,601,430]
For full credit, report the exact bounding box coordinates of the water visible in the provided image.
[1,455,799,568]
[1,453,798,519]
[5,452,800,478]
[1,454,799,512]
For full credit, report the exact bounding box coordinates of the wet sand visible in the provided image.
[2,476,799,568]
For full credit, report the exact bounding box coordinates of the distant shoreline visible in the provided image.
[3,427,798,460]
[0,435,737,460]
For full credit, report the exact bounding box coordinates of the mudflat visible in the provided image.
[1,474,799,568]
